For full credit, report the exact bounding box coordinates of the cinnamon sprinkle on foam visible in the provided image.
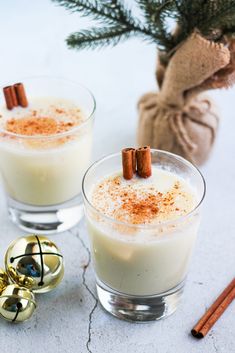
[91,171,197,225]
[0,98,87,149]
[6,117,78,136]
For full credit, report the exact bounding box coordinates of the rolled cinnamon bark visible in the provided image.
[14,83,28,107]
[10,86,18,107]
[199,286,235,338]
[136,146,152,178]
[122,148,136,180]
[191,278,235,338]
[132,149,136,173]
[3,86,14,110]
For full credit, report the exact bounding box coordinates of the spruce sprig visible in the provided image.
[137,1,176,50]
[52,0,163,47]
[175,0,235,42]
[53,0,132,26]
[52,0,235,52]
[67,25,133,49]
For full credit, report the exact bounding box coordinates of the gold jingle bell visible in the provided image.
[5,235,64,293]
[0,284,36,322]
[0,269,9,294]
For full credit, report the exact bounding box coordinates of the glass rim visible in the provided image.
[0,75,96,140]
[82,149,206,230]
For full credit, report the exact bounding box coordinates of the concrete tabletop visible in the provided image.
[0,1,234,352]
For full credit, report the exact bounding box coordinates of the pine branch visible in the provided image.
[52,0,161,48]
[52,0,235,52]
[174,0,235,44]
[201,1,235,38]
[52,0,131,26]
[67,26,133,50]
[137,0,176,50]
[138,0,175,22]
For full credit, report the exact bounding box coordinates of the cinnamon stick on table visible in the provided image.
[122,148,136,180]
[191,277,235,339]
[136,146,152,178]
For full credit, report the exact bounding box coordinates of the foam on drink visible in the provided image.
[0,97,86,149]
[91,168,197,225]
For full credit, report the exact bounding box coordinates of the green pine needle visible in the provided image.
[52,0,235,52]
[67,26,134,50]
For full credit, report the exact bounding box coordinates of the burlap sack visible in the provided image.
[138,32,232,165]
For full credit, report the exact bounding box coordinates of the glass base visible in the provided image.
[96,280,184,322]
[7,195,84,234]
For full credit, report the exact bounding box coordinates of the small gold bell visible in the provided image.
[0,284,36,322]
[5,235,64,293]
[0,269,9,294]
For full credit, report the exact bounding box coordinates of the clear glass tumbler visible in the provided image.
[82,150,205,322]
[0,77,95,233]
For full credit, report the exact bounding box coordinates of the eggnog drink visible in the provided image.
[0,97,92,205]
[88,168,198,295]
[0,77,95,233]
[82,150,205,321]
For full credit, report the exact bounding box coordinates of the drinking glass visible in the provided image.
[82,150,205,322]
[0,77,95,233]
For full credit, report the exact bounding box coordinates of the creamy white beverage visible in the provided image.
[87,168,199,296]
[0,97,93,206]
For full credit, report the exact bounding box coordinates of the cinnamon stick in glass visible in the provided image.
[3,86,15,110]
[122,148,136,180]
[136,146,152,178]
[10,86,18,107]
[14,83,28,107]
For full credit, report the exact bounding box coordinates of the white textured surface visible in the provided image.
[0,1,234,352]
